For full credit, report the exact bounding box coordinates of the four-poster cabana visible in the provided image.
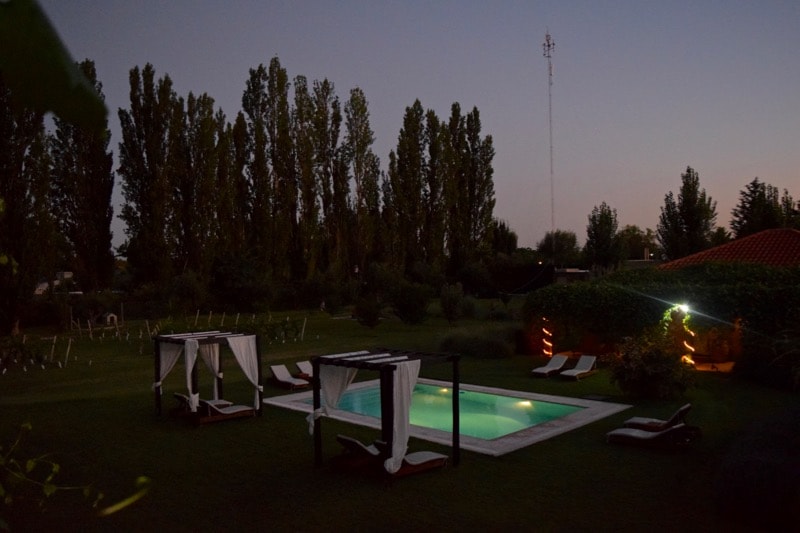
[153,331,263,417]
[309,349,461,472]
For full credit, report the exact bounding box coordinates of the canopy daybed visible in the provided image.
[308,349,461,474]
[153,331,263,421]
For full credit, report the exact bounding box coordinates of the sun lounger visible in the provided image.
[623,403,692,432]
[392,451,449,477]
[559,355,597,380]
[336,434,380,458]
[296,360,313,380]
[334,434,383,468]
[270,364,310,389]
[531,354,569,377]
[606,423,702,448]
[171,392,232,416]
[196,400,254,424]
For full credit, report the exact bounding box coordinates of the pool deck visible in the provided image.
[264,378,631,456]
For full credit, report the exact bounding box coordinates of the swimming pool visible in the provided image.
[332,382,584,440]
[264,378,630,456]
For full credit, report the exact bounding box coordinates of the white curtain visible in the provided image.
[227,335,262,408]
[153,341,184,393]
[184,339,200,411]
[199,343,221,399]
[306,364,358,434]
[384,359,421,474]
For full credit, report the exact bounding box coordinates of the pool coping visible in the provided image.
[263,378,631,457]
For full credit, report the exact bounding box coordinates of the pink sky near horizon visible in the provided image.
[39,0,800,249]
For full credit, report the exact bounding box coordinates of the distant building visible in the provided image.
[34,271,75,295]
[554,268,590,284]
[659,228,800,270]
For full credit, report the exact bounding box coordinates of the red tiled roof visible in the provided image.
[659,228,800,270]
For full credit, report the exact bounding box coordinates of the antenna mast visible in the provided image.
[542,30,555,262]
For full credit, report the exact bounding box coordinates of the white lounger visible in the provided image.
[624,403,692,431]
[531,354,569,377]
[559,355,597,380]
[392,451,449,477]
[270,364,310,389]
[296,360,314,379]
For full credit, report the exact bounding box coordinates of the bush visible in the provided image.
[608,327,694,399]
[391,281,430,325]
[523,264,800,388]
[168,271,208,315]
[459,296,476,320]
[354,294,382,329]
[440,283,464,324]
[439,325,518,359]
[209,256,270,312]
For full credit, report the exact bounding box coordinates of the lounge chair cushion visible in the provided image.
[606,423,702,448]
[623,403,692,431]
[296,360,313,379]
[196,400,254,424]
[531,354,569,377]
[336,434,380,457]
[270,364,310,389]
[392,451,449,477]
[560,355,597,380]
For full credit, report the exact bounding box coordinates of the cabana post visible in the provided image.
[379,365,395,461]
[154,338,162,415]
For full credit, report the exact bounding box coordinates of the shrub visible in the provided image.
[209,256,270,312]
[608,327,694,399]
[440,283,464,324]
[354,294,382,329]
[439,325,518,359]
[459,296,476,320]
[391,281,430,325]
[168,271,208,315]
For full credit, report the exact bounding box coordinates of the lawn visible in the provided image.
[1,309,797,531]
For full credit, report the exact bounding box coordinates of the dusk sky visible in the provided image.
[39,1,799,249]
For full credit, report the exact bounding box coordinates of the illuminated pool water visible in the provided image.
[333,383,583,440]
[265,378,630,456]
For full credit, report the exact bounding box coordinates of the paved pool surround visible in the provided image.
[263,378,630,456]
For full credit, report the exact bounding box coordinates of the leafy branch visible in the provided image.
[1,423,150,529]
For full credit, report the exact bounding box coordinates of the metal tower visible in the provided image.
[542,31,555,262]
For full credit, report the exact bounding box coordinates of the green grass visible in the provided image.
[1,310,797,531]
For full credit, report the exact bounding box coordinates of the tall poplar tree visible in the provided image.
[344,87,380,272]
[265,57,296,279]
[241,64,271,265]
[213,111,249,256]
[443,104,495,275]
[0,75,55,334]
[118,64,176,286]
[166,92,220,277]
[386,100,425,274]
[292,75,321,279]
[421,109,445,269]
[311,79,343,272]
[50,60,114,291]
[464,107,495,251]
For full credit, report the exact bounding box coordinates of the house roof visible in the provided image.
[659,228,800,270]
